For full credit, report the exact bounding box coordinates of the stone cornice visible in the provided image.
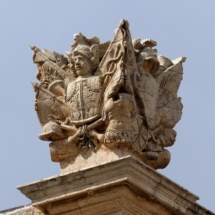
[16,156,206,214]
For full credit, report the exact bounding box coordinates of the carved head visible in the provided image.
[67,44,100,76]
[74,45,95,75]
[73,53,92,77]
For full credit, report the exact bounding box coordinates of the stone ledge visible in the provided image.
[0,205,43,215]
[17,156,214,215]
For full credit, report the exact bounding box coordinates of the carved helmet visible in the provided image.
[38,121,64,141]
[67,44,101,72]
[139,47,160,75]
[133,38,160,75]
[67,33,110,72]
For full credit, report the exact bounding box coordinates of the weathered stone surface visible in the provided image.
[59,144,170,174]
[0,205,44,215]
[31,19,185,170]
[17,156,214,215]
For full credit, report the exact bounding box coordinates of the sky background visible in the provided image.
[0,0,215,212]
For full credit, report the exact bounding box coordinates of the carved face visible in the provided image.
[74,55,92,77]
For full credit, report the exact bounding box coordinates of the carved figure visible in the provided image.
[31,20,185,169]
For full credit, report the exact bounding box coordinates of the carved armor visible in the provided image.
[67,76,103,123]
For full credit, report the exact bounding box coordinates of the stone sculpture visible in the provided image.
[31,20,186,171]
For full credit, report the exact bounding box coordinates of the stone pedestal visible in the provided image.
[17,155,214,215]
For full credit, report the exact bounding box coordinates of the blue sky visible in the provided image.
[0,1,215,212]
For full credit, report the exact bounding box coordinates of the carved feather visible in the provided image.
[71,33,100,51]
